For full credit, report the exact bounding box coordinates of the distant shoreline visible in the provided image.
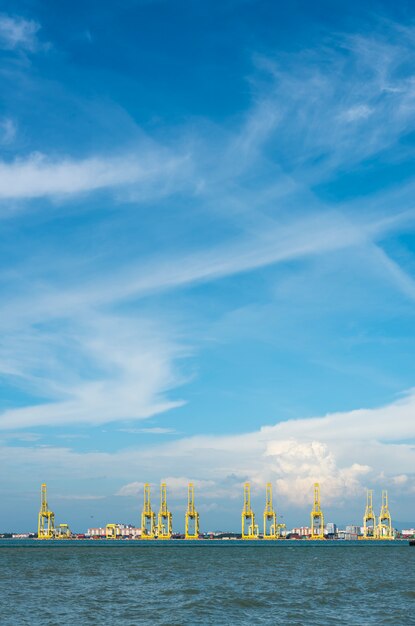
[0,537,410,546]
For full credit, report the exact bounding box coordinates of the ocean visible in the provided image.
[0,540,414,625]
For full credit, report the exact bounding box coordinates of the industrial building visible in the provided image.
[88,525,141,539]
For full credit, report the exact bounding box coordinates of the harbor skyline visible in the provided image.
[1,0,415,533]
[2,480,410,538]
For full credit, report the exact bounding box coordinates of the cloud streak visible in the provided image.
[233,24,415,209]
[0,151,186,200]
[0,314,186,429]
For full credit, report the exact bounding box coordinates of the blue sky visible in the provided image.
[1,0,415,532]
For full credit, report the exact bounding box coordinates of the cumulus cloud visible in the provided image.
[117,390,415,509]
[262,438,412,509]
[264,440,371,505]
[1,391,414,523]
[22,392,413,506]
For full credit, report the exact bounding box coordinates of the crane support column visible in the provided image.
[310,482,324,539]
[157,482,173,539]
[263,483,277,539]
[185,482,200,539]
[38,483,55,540]
[362,489,377,539]
[141,483,156,539]
[241,482,258,539]
[377,490,394,540]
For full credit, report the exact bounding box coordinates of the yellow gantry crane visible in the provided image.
[310,482,325,539]
[141,483,156,539]
[377,490,394,540]
[263,483,277,539]
[106,523,118,539]
[38,483,55,540]
[185,482,200,539]
[55,523,71,539]
[362,489,377,539]
[157,482,172,539]
[241,482,258,539]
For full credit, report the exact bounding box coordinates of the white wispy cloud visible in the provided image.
[0,209,381,431]
[55,494,106,501]
[369,244,415,302]
[249,27,415,176]
[0,118,16,144]
[341,104,374,122]
[0,151,186,200]
[116,477,214,498]
[0,314,186,429]
[261,387,415,444]
[0,14,41,51]
[115,481,145,497]
[0,208,414,431]
[119,427,176,434]
[1,205,414,333]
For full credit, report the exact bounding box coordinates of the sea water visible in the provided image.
[0,540,414,625]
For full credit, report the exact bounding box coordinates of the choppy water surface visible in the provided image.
[0,540,414,625]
